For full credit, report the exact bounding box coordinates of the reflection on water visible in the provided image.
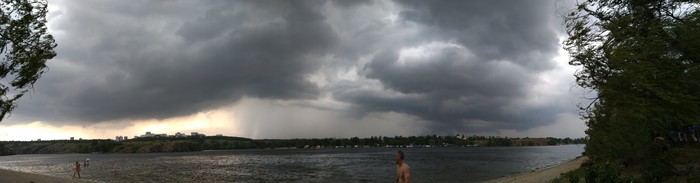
[0,145,584,182]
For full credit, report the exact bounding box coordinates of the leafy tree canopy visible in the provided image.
[0,0,56,121]
[565,0,699,181]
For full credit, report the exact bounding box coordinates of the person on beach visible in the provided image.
[73,161,81,178]
[395,150,410,183]
[113,165,120,176]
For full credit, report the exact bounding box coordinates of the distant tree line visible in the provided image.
[1,135,585,155]
[251,135,585,149]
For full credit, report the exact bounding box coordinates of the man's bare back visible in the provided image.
[396,162,410,183]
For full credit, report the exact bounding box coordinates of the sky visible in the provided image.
[0,0,590,141]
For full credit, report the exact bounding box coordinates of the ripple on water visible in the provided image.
[0,145,584,182]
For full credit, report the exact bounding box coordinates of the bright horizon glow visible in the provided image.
[0,107,241,141]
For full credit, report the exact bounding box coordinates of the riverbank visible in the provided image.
[485,156,588,183]
[0,168,91,183]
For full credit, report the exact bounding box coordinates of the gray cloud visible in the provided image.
[9,0,580,136]
[333,46,563,133]
[14,1,337,122]
[329,0,572,133]
[396,0,560,71]
[330,0,373,8]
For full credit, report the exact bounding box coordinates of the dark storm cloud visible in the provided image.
[396,0,560,71]
[333,47,562,133]
[11,0,578,135]
[14,1,337,122]
[366,48,531,97]
[330,0,571,133]
[330,0,373,8]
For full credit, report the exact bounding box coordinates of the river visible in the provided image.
[0,144,584,182]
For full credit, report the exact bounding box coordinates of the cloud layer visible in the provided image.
[6,0,584,138]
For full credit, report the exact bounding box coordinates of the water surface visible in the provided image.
[0,145,584,182]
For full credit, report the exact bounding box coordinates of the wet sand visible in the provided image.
[485,156,588,183]
[0,168,91,183]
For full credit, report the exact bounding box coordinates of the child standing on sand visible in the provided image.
[72,161,81,178]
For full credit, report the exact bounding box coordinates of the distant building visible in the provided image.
[216,134,223,137]
[175,132,186,138]
[115,136,127,141]
[140,132,155,138]
[70,137,74,141]
[191,132,205,137]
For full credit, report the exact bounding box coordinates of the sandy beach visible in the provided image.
[0,168,91,183]
[485,156,588,183]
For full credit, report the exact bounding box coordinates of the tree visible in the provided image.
[565,0,699,181]
[0,0,57,121]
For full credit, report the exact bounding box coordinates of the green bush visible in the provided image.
[566,172,580,183]
[585,162,618,183]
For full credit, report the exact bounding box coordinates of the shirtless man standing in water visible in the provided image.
[395,150,410,183]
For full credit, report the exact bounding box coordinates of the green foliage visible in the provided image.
[584,161,636,183]
[0,0,57,121]
[564,0,700,181]
[566,172,580,183]
[486,137,513,146]
[0,143,14,155]
[549,167,585,183]
[1,139,118,154]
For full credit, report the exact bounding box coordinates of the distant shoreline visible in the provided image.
[484,156,588,183]
[1,135,585,155]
